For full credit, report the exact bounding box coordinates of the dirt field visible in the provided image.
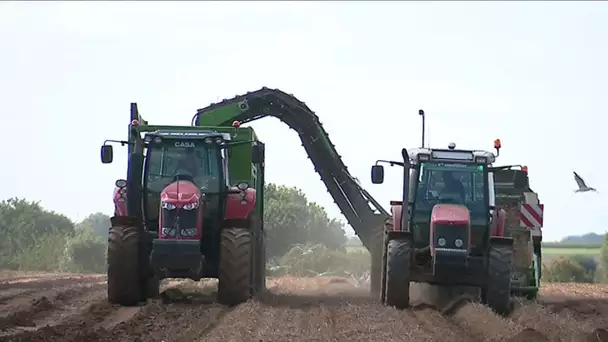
[1,270,607,342]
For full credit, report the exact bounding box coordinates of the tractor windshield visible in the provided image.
[413,162,488,224]
[145,139,223,213]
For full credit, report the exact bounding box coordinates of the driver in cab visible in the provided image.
[175,147,200,179]
[174,147,219,194]
[441,171,466,204]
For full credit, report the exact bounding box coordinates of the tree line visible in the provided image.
[0,183,350,273]
[2,183,607,286]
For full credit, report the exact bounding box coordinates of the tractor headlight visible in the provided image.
[236,182,249,191]
[181,228,197,237]
[162,228,176,237]
[162,202,176,210]
[182,202,199,210]
[204,137,214,144]
[455,239,464,248]
[214,137,223,144]
[437,238,446,247]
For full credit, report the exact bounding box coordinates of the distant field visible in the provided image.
[346,243,603,256]
[542,243,601,256]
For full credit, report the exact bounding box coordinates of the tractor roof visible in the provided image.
[408,147,496,165]
[146,129,227,140]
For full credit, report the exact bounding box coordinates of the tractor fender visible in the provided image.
[390,204,403,232]
[491,208,507,237]
[113,187,127,216]
[223,188,257,228]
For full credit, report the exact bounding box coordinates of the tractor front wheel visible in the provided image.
[107,224,142,306]
[218,227,253,306]
[482,243,513,316]
[385,237,412,309]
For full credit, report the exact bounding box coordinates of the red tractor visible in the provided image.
[101,104,266,306]
[371,141,514,316]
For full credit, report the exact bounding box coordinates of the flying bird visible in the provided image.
[573,171,598,193]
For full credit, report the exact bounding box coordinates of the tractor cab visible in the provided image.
[142,130,235,236]
[406,144,497,254]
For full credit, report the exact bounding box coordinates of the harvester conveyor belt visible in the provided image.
[192,87,389,253]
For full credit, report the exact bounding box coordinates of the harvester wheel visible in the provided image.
[218,227,253,306]
[107,224,142,306]
[370,223,385,298]
[385,237,412,309]
[482,243,513,316]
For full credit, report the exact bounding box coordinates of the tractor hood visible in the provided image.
[161,180,201,206]
[431,204,470,226]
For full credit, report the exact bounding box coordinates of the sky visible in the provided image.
[0,1,605,242]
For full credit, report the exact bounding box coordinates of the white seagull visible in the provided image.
[573,171,598,193]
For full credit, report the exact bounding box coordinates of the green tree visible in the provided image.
[263,184,347,259]
[77,212,111,240]
[61,228,107,273]
[0,198,74,270]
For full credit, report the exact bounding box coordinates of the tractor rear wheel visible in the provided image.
[385,237,412,309]
[107,224,142,306]
[218,227,253,306]
[482,243,513,316]
[380,246,387,303]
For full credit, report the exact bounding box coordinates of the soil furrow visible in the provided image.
[450,302,523,341]
[413,307,483,341]
[0,275,105,290]
[0,272,607,342]
[0,282,107,332]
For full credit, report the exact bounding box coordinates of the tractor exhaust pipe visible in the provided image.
[419,109,425,148]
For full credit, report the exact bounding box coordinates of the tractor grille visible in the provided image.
[162,208,198,236]
[433,224,468,249]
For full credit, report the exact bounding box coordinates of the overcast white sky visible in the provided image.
[0,2,605,242]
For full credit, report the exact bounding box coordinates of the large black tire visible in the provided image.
[218,227,253,306]
[385,238,412,309]
[379,218,391,303]
[370,223,385,298]
[107,225,142,306]
[380,246,387,303]
[482,244,513,316]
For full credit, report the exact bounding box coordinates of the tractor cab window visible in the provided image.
[413,162,487,223]
[144,139,222,220]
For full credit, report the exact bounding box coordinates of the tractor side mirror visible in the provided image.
[101,145,114,164]
[251,144,264,164]
[371,165,385,184]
